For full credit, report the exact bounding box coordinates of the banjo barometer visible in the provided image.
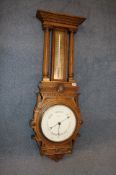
[30,10,86,161]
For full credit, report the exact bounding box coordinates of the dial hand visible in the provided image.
[57,122,61,136]
[49,116,70,129]
[50,122,58,129]
[59,116,70,124]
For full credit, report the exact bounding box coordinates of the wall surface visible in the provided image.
[0,0,116,175]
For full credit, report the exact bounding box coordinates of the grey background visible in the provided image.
[0,0,116,175]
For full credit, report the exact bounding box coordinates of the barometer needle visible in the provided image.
[50,123,58,129]
[60,116,70,123]
[58,124,61,136]
[49,116,70,129]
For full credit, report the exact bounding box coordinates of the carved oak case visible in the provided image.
[30,10,86,161]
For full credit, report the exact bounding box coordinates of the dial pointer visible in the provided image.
[59,116,70,123]
[58,123,61,136]
[50,122,58,129]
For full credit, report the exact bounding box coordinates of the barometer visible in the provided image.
[30,10,86,161]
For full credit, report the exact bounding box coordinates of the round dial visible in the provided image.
[41,105,76,142]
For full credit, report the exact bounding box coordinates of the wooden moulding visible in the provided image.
[36,10,86,31]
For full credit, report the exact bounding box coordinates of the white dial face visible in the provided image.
[41,105,76,142]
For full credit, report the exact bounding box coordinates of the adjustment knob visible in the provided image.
[80,120,83,125]
[57,85,64,92]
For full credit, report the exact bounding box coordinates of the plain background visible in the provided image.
[0,0,116,175]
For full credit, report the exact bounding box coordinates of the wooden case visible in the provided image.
[30,10,86,161]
